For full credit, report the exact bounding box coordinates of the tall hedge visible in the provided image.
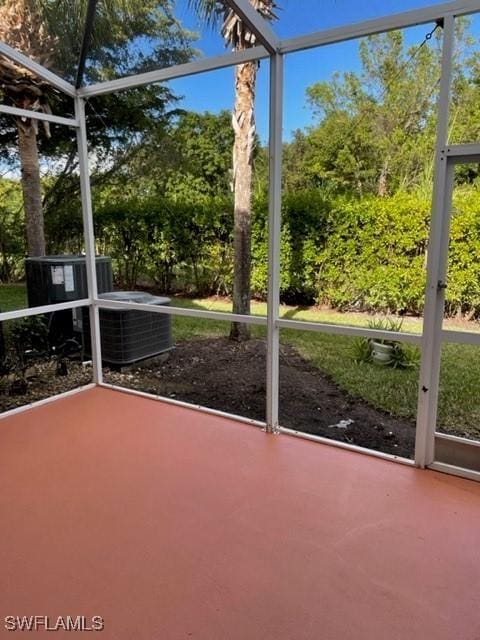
[95,196,233,295]
[251,190,330,303]
[6,181,480,317]
[316,190,480,316]
[446,189,480,316]
[317,193,430,313]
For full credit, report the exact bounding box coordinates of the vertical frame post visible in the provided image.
[75,96,103,384]
[266,53,284,433]
[415,15,455,467]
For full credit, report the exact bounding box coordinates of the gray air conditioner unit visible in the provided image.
[25,255,113,344]
[82,291,173,367]
[25,255,113,307]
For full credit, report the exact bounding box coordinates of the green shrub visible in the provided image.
[95,195,234,294]
[317,192,430,313]
[40,184,480,316]
[315,189,480,316]
[251,190,331,302]
[446,188,480,317]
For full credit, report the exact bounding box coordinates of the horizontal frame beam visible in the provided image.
[4,297,431,345]
[223,0,279,53]
[78,46,269,98]
[0,41,76,97]
[445,143,480,156]
[101,383,415,468]
[280,426,415,466]
[276,318,422,344]
[10,300,479,352]
[434,433,480,473]
[0,104,78,127]
[97,300,425,344]
[436,431,480,446]
[100,382,266,429]
[0,299,90,323]
[279,0,480,55]
[428,460,480,482]
[441,329,480,345]
[95,298,268,325]
[0,384,95,421]
[444,143,480,163]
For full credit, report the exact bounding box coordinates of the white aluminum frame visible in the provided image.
[266,52,284,433]
[100,381,267,429]
[2,0,480,480]
[75,97,103,384]
[0,298,89,323]
[279,426,416,467]
[276,318,422,344]
[94,298,267,325]
[441,329,480,344]
[0,41,76,96]
[422,149,480,473]
[280,0,479,54]
[415,14,456,468]
[0,104,78,127]
[435,431,480,471]
[0,383,96,421]
[428,461,480,482]
[78,46,269,98]
[223,0,279,53]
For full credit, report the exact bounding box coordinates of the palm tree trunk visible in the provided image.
[17,120,46,257]
[230,60,256,341]
[377,158,390,197]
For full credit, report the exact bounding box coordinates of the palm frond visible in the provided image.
[188,0,278,49]
[0,0,56,135]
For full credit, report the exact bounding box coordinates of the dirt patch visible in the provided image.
[104,338,416,458]
[0,361,92,412]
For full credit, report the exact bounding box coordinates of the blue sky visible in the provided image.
[166,0,479,143]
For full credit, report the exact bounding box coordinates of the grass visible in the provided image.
[1,285,479,437]
[0,284,27,312]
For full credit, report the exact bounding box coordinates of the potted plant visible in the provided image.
[369,318,404,365]
[352,317,419,369]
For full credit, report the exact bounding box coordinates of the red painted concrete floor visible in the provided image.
[1,387,480,640]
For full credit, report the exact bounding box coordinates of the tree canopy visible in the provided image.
[3,16,480,318]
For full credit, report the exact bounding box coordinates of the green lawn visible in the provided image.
[1,284,479,436]
[0,284,27,312]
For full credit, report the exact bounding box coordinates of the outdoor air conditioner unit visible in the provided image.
[25,255,113,343]
[25,255,113,307]
[82,291,173,367]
